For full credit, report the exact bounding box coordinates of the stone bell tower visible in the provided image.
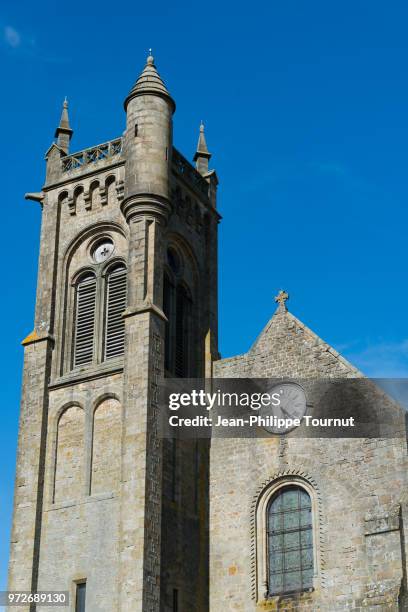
[8,54,219,611]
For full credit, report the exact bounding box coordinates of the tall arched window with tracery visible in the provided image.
[267,485,313,595]
[73,272,97,368]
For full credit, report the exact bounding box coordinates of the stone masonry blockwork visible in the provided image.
[7,55,407,612]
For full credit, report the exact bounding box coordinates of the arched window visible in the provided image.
[89,180,100,209]
[163,273,174,372]
[54,405,85,503]
[175,284,191,377]
[73,185,85,212]
[163,245,193,377]
[104,264,127,360]
[73,272,97,367]
[106,176,116,206]
[91,398,121,494]
[267,486,313,595]
[71,261,127,370]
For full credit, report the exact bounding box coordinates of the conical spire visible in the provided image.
[194,122,211,175]
[54,98,73,153]
[124,53,175,112]
[59,97,70,130]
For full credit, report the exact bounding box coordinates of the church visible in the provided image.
[7,55,408,611]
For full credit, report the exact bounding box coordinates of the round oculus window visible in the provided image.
[92,239,115,263]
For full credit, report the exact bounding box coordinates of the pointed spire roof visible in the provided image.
[54,98,73,153]
[194,122,211,161]
[124,53,175,112]
[54,98,72,137]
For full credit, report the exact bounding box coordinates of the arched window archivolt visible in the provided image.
[70,258,127,371]
[57,226,128,376]
[255,478,321,602]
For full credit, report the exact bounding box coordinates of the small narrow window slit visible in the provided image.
[75,582,86,612]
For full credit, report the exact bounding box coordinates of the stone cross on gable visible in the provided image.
[275,289,289,312]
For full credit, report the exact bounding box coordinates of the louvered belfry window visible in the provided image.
[104,264,127,360]
[73,273,97,367]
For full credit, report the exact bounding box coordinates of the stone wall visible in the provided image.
[211,308,408,611]
[35,373,123,612]
[8,98,217,611]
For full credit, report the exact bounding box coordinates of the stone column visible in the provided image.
[119,54,174,610]
[119,195,170,612]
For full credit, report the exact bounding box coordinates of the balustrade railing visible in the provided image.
[62,140,208,200]
[62,138,122,172]
[172,148,209,197]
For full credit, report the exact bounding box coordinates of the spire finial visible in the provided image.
[275,289,289,312]
[194,121,211,174]
[54,97,73,153]
[124,51,175,112]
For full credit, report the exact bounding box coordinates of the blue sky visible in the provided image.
[1,0,408,592]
